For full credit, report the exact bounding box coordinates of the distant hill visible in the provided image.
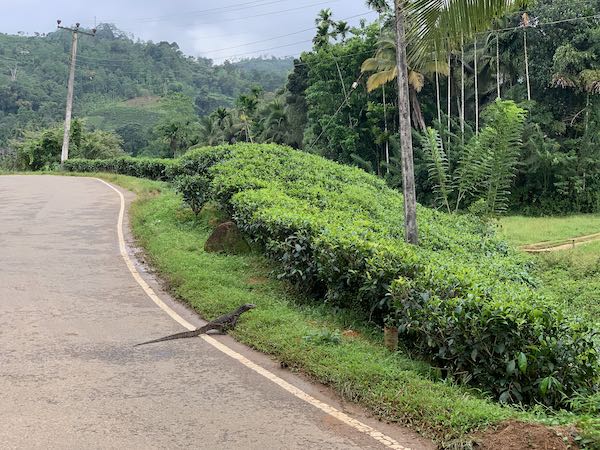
[0,23,293,146]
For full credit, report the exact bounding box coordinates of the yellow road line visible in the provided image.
[95,177,412,450]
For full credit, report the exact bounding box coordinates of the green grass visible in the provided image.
[534,240,600,327]
[500,214,600,246]
[498,214,600,326]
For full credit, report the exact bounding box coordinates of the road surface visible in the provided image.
[0,175,432,450]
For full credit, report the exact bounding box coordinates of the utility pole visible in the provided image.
[57,20,96,165]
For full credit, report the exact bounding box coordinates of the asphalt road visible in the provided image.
[0,175,432,450]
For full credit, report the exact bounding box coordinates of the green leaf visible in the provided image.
[471,348,478,361]
[540,377,550,396]
[506,359,516,375]
[517,352,527,374]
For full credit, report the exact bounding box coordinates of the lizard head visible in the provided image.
[241,303,257,311]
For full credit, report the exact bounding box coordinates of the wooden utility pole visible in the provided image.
[394,0,418,245]
[57,20,95,165]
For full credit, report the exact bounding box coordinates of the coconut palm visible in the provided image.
[361,31,448,131]
[334,21,351,42]
[363,0,519,244]
[198,116,223,147]
[259,100,290,143]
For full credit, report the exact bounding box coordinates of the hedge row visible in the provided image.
[65,145,599,407]
[64,157,177,181]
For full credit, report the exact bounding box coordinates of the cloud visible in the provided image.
[0,0,370,60]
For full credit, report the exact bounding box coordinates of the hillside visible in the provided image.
[0,23,293,147]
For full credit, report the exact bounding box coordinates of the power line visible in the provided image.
[306,72,365,151]
[95,0,340,28]
[96,0,298,24]
[481,12,600,35]
[137,0,298,23]
[75,10,371,63]
[68,11,600,73]
[199,11,374,55]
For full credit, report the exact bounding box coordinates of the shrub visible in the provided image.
[64,157,177,180]
[173,175,210,215]
[391,279,598,406]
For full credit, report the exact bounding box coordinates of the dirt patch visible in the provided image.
[520,232,600,253]
[475,420,578,450]
[247,276,269,285]
[342,329,361,338]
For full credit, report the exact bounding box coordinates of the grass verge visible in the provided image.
[87,173,598,448]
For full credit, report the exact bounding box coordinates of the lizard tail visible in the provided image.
[134,326,207,347]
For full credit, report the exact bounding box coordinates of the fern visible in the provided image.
[480,100,527,214]
[454,128,494,212]
[421,127,452,213]
[452,100,526,215]
[350,153,375,174]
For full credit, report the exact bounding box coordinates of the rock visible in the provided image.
[199,202,230,228]
[204,221,251,255]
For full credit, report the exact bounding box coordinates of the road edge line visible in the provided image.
[95,177,412,450]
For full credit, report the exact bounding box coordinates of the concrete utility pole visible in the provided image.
[57,20,96,165]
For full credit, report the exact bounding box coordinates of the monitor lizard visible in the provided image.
[135,303,256,346]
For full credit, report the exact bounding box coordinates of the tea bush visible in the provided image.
[173,175,210,216]
[64,157,176,180]
[65,143,599,407]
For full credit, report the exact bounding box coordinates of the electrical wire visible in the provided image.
[305,72,365,151]
[199,11,374,55]
[95,0,303,25]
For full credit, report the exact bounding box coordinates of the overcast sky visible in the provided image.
[1,0,373,62]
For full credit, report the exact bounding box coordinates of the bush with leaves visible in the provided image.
[64,156,177,180]
[173,175,210,216]
[13,128,63,170]
[391,278,598,406]
[12,122,126,170]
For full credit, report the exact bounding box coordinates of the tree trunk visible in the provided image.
[523,29,531,101]
[394,0,418,245]
[434,43,442,126]
[447,53,451,153]
[461,35,465,143]
[474,38,479,135]
[496,32,501,99]
[410,85,426,131]
[383,84,390,173]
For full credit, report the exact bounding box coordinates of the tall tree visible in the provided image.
[390,0,520,244]
[394,0,419,243]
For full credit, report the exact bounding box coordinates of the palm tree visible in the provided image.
[198,116,223,146]
[389,0,519,244]
[236,93,260,143]
[313,9,335,48]
[361,31,445,131]
[334,21,351,42]
[260,100,289,143]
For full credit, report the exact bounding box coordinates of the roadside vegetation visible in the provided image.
[65,143,599,447]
